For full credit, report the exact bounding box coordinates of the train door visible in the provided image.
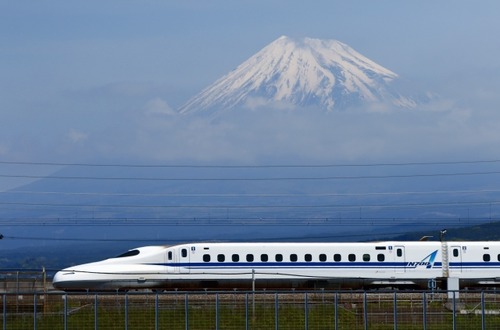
[166,249,174,273]
[450,245,462,273]
[179,247,190,274]
[395,246,406,273]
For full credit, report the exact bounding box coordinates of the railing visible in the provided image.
[2,290,500,329]
[0,269,47,295]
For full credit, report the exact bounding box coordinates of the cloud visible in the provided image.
[115,97,500,164]
[143,98,176,116]
[67,129,88,143]
[244,97,297,111]
[4,71,500,166]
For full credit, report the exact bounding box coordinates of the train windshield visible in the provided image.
[113,249,140,258]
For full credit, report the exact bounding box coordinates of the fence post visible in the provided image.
[2,294,5,330]
[422,292,427,330]
[275,293,279,330]
[63,294,68,330]
[185,293,189,330]
[452,291,456,330]
[124,294,129,330]
[393,291,398,330]
[94,294,98,330]
[215,293,219,330]
[363,291,369,330]
[245,293,249,330]
[304,292,309,330]
[334,292,338,330]
[155,293,159,330]
[33,293,37,330]
[481,291,485,330]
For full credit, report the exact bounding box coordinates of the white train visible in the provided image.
[52,241,500,291]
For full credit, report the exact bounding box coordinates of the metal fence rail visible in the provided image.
[2,290,500,329]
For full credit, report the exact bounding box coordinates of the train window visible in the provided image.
[290,254,298,262]
[334,254,341,262]
[275,254,283,262]
[348,254,356,262]
[483,254,491,262]
[319,254,327,262]
[203,254,211,262]
[167,251,173,261]
[305,254,312,262]
[396,249,402,257]
[114,249,140,258]
[232,254,239,262]
[377,254,385,262]
[498,254,500,262]
[181,249,188,258]
[363,254,370,262]
[246,254,254,262]
[217,254,225,262]
[453,249,459,257]
[261,254,269,262]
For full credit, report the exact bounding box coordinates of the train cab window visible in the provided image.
[203,254,211,262]
[261,254,269,262]
[290,254,298,262]
[232,254,239,262]
[275,254,283,262]
[348,254,356,262]
[167,251,173,261]
[319,254,327,262]
[396,249,403,257]
[181,249,188,258]
[217,254,225,262]
[305,254,312,262]
[453,249,459,257]
[377,254,385,262]
[334,254,341,262]
[363,254,370,262]
[114,249,140,258]
[246,254,254,262]
[483,254,491,262]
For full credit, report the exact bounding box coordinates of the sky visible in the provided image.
[3,1,500,253]
[2,0,500,165]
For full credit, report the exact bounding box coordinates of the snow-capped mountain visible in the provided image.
[178,36,418,115]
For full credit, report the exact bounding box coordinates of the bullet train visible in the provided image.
[52,241,500,291]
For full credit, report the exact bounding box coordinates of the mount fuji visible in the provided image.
[178,36,420,115]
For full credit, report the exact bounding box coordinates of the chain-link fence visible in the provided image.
[2,290,500,329]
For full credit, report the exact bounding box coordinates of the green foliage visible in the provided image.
[390,221,500,241]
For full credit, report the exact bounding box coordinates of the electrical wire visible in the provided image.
[2,159,500,168]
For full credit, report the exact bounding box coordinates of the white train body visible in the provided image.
[52,241,500,291]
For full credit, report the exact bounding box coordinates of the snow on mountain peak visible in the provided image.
[179,36,414,115]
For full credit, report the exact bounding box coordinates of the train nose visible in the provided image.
[52,269,75,290]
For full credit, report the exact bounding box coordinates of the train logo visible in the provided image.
[406,250,438,269]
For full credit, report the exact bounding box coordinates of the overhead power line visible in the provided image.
[0,216,492,226]
[0,229,423,242]
[2,170,500,181]
[2,159,500,168]
[4,188,500,198]
[1,199,499,210]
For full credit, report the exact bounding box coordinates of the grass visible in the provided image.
[2,292,500,329]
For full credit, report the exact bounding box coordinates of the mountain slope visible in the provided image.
[178,36,417,115]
